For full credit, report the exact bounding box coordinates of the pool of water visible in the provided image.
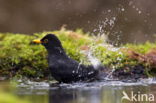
[0,78,152,103]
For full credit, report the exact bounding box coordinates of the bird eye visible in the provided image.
[44,39,48,43]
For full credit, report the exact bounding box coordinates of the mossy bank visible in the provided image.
[0,29,156,81]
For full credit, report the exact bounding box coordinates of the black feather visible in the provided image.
[40,34,104,83]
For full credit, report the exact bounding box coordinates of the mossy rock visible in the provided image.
[0,29,156,80]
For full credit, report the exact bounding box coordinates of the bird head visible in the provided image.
[33,34,64,53]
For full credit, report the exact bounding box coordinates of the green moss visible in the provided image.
[125,42,156,54]
[0,29,156,79]
[0,29,96,79]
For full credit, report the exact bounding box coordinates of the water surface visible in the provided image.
[9,79,156,103]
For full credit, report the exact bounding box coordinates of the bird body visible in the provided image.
[33,34,101,83]
[47,46,98,83]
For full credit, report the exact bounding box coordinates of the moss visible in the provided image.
[0,29,156,79]
[0,29,96,79]
[125,42,156,54]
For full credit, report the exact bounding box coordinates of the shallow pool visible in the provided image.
[1,78,156,103]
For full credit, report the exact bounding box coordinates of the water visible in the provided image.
[1,79,156,103]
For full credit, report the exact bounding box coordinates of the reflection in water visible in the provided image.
[49,88,101,103]
[1,81,156,103]
[48,82,156,103]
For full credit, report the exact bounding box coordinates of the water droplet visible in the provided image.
[138,11,142,14]
[87,20,91,24]
[88,71,94,75]
[121,8,125,11]
[129,1,133,6]
[108,10,111,12]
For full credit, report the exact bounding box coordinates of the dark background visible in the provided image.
[0,0,156,44]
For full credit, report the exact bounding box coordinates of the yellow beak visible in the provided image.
[32,40,42,44]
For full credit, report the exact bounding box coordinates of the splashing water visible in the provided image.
[104,68,116,80]
[129,1,142,15]
[81,45,121,80]
[93,17,116,37]
[16,78,156,90]
[87,51,100,69]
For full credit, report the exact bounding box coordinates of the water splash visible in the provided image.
[93,17,116,36]
[104,68,116,80]
[15,78,156,90]
[87,51,101,69]
[129,1,142,15]
[53,78,156,89]
[77,61,82,73]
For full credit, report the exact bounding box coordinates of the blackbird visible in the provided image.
[33,34,105,83]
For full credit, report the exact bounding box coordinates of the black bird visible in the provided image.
[33,34,105,83]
